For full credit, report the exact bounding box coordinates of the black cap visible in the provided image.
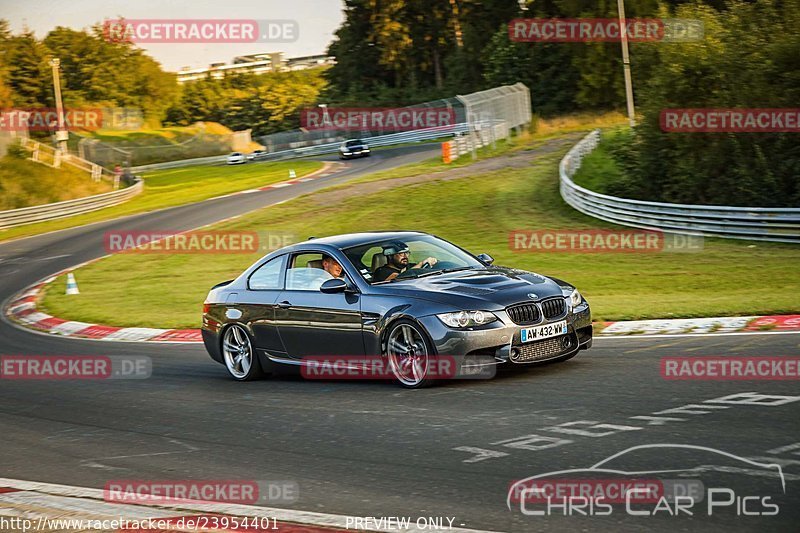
[382,241,410,255]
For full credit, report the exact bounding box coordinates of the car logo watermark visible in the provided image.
[508,444,786,517]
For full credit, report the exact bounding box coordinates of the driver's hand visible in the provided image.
[424,257,437,266]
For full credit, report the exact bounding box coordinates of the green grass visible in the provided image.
[570,127,629,194]
[41,129,800,329]
[0,151,113,210]
[0,160,323,243]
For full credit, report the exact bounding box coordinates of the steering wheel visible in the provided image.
[421,261,432,269]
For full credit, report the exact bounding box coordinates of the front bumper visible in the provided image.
[339,149,370,159]
[418,302,592,366]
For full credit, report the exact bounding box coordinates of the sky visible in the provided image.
[1,0,346,71]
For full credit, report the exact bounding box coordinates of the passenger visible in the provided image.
[373,241,437,282]
[321,254,344,279]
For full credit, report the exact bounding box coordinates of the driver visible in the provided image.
[373,241,437,282]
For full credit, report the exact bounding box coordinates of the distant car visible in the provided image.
[247,149,268,161]
[227,152,246,165]
[339,139,370,160]
[201,231,592,388]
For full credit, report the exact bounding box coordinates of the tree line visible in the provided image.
[0,21,326,136]
[324,0,799,206]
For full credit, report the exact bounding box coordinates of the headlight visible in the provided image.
[437,310,497,328]
[563,288,582,308]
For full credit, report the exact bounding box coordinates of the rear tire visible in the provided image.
[221,325,264,381]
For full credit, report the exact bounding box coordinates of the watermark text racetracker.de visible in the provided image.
[300,107,456,132]
[0,355,151,380]
[0,108,103,132]
[103,19,298,43]
[661,109,800,132]
[300,355,495,380]
[104,230,295,254]
[103,479,298,505]
[662,357,800,380]
[509,229,703,253]
[509,18,704,43]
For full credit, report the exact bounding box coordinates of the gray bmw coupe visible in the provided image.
[202,231,592,388]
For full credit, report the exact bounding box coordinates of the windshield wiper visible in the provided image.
[442,266,474,273]
[413,266,474,279]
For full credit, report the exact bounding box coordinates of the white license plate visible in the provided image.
[520,320,568,343]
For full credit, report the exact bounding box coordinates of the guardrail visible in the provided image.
[131,123,470,173]
[0,178,143,230]
[560,130,800,243]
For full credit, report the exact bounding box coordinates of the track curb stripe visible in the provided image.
[6,273,800,344]
[0,478,499,533]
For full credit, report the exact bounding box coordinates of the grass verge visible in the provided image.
[0,150,112,210]
[0,160,323,243]
[40,125,799,329]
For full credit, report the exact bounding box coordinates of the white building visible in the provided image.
[176,53,334,84]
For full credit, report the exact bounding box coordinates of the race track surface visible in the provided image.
[1,143,798,532]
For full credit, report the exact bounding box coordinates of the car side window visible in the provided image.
[248,256,284,290]
[286,252,339,291]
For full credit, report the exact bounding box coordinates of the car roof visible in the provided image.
[285,231,428,251]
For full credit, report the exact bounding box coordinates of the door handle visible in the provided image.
[277,301,292,309]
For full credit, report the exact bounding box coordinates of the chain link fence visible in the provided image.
[75,122,241,169]
[457,82,532,141]
[256,85,530,155]
[75,84,532,167]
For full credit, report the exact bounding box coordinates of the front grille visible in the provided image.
[507,303,541,325]
[541,298,566,319]
[511,334,575,363]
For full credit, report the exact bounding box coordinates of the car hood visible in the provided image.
[372,266,566,310]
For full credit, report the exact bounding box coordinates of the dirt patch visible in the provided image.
[310,132,586,206]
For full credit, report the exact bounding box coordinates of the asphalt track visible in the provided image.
[0,144,798,532]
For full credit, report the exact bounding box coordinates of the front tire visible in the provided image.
[385,319,436,389]
[221,325,264,381]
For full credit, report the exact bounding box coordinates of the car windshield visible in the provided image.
[343,234,483,283]
[345,140,363,147]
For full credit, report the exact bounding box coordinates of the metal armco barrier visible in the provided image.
[0,178,143,230]
[560,130,800,243]
[131,123,471,172]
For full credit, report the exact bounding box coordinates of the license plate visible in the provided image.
[520,320,567,343]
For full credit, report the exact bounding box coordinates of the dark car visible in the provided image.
[201,232,592,388]
[339,139,370,159]
[247,149,268,161]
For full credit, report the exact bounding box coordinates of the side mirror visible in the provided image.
[477,253,494,265]
[320,278,348,294]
